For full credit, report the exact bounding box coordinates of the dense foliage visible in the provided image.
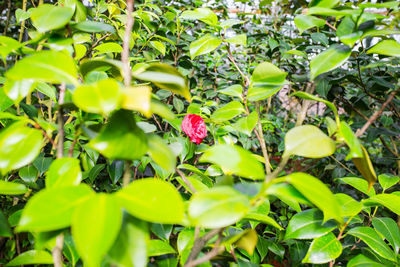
[0,0,400,266]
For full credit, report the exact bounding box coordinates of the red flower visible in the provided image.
[181,114,207,144]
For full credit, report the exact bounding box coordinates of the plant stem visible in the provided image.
[255,102,271,176]
[122,0,135,87]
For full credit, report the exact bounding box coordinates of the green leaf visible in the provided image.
[219,84,243,99]
[147,134,176,173]
[116,178,185,224]
[108,216,148,267]
[339,121,363,159]
[31,4,74,32]
[72,194,122,267]
[0,124,43,175]
[150,41,166,55]
[93,42,123,56]
[180,8,218,26]
[292,92,338,124]
[226,34,247,46]
[80,58,123,78]
[148,239,176,257]
[347,254,386,267]
[309,0,339,8]
[121,85,152,117]
[18,184,94,232]
[3,79,36,104]
[337,177,376,196]
[294,15,326,34]
[73,78,122,115]
[35,82,57,102]
[232,112,258,136]
[372,217,400,253]
[6,50,78,85]
[189,34,222,59]
[284,173,342,223]
[247,83,286,102]
[0,180,27,195]
[367,40,400,57]
[46,158,82,188]
[284,125,336,158]
[302,232,342,264]
[188,186,251,228]
[348,227,396,262]
[0,36,22,60]
[335,193,362,217]
[310,45,351,80]
[244,213,283,230]
[211,101,245,123]
[363,193,400,216]
[5,250,53,266]
[352,145,377,189]
[199,144,265,180]
[89,110,148,160]
[0,209,12,237]
[72,21,115,33]
[0,87,13,112]
[251,62,287,85]
[133,63,190,101]
[307,7,356,16]
[378,173,400,192]
[265,183,311,212]
[18,165,39,183]
[285,209,337,240]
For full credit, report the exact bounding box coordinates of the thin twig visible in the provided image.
[185,228,223,266]
[295,82,315,126]
[185,232,224,267]
[121,0,135,87]
[78,33,112,62]
[122,161,132,187]
[255,102,271,176]
[176,168,197,193]
[356,87,400,137]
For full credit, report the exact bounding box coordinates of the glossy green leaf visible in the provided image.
[367,40,400,57]
[219,84,243,99]
[347,254,385,267]
[180,8,218,26]
[294,15,325,34]
[352,145,377,189]
[335,193,362,217]
[72,21,115,33]
[310,45,351,80]
[72,194,122,267]
[307,7,356,16]
[378,173,400,192]
[292,92,338,124]
[302,232,342,263]
[46,158,82,188]
[337,177,376,196]
[0,124,43,175]
[121,85,152,117]
[284,125,336,158]
[89,110,148,160]
[251,61,287,85]
[189,34,222,59]
[265,183,311,212]
[5,250,53,266]
[93,42,123,56]
[309,0,339,8]
[148,239,176,257]
[18,165,38,183]
[339,121,363,159]
[0,209,12,237]
[0,36,21,60]
[200,144,265,180]
[6,50,78,85]
[232,111,258,136]
[116,178,185,224]
[226,34,247,46]
[247,83,286,102]
[73,78,122,115]
[348,227,396,262]
[133,63,190,101]
[3,79,36,104]
[31,4,74,32]
[285,209,337,240]
[147,134,176,173]
[363,194,400,215]
[0,87,13,112]
[372,217,400,253]
[211,101,245,122]
[150,41,166,55]
[80,58,122,78]
[0,180,27,195]
[244,213,283,230]
[18,184,94,232]
[284,173,342,223]
[188,186,251,228]
[108,216,148,267]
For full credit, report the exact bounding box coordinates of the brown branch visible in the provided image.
[78,33,112,62]
[356,87,400,137]
[185,232,224,267]
[325,21,336,31]
[176,168,197,193]
[121,0,135,87]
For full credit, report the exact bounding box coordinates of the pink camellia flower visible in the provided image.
[181,114,207,144]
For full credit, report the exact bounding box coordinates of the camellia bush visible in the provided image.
[0,0,400,266]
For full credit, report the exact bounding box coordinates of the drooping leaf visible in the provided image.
[0,124,43,175]
[199,144,265,180]
[188,186,251,228]
[310,44,351,80]
[337,177,376,196]
[46,158,82,188]
[89,110,148,160]
[352,145,377,190]
[6,50,78,85]
[339,121,363,159]
[284,173,342,223]
[189,34,222,59]
[302,232,342,264]
[5,250,53,266]
[72,194,122,267]
[367,40,400,57]
[18,184,94,232]
[348,227,396,262]
[284,125,336,158]
[116,178,185,224]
